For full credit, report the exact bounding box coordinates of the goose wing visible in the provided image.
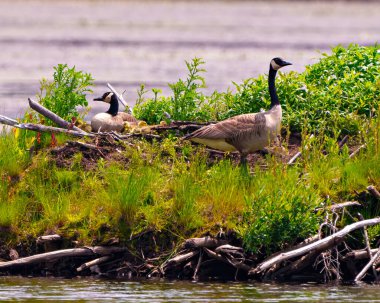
[185,113,267,140]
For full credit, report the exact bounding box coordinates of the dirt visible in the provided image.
[0,1,379,119]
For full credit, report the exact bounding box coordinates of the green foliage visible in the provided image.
[242,168,321,254]
[134,58,212,124]
[37,64,94,122]
[135,44,380,136]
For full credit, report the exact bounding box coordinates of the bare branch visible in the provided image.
[250,217,380,275]
[28,98,84,133]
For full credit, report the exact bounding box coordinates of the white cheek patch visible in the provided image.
[105,93,113,103]
[271,60,281,71]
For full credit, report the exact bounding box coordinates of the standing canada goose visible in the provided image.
[184,57,292,164]
[91,92,138,132]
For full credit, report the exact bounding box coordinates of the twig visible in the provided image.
[28,98,84,133]
[367,186,380,200]
[358,213,378,279]
[250,217,380,275]
[338,135,349,149]
[107,83,127,108]
[349,144,366,158]
[77,256,113,272]
[0,115,18,126]
[355,246,380,282]
[192,250,203,280]
[288,151,301,165]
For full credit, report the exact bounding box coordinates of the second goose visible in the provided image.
[184,57,292,164]
[91,92,138,132]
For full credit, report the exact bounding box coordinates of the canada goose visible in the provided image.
[184,57,292,164]
[91,92,138,132]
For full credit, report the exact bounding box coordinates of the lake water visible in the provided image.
[0,277,380,302]
[0,0,379,119]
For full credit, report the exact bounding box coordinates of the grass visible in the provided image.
[0,45,380,257]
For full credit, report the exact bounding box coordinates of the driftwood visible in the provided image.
[36,234,62,244]
[184,237,228,249]
[250,217,380,275]
[0,117,94,138]
[0,246,127,271]
[358,213,378,279]
[355,246,380,282]
[367,186,380,200]
[342,249,378,261]
[165,251,199,267]
[28,98,84,133]
[77,255,113,272]
[203,247,250,272]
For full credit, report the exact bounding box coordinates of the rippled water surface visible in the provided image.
[1,278,380,302]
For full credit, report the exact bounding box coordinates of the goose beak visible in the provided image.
[93,97,104,101]
[282,61,292,66]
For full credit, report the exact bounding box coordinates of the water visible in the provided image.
[0,277,380,302]
[0,1,380,119]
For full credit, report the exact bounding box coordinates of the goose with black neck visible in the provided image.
[184,57,292,164]
[91,92,138,132]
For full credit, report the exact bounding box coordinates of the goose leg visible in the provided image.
[240,153,248,166]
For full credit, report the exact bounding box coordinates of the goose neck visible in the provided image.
[106,95,119,116]
[268,66,279,109]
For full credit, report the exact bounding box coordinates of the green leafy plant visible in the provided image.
[37,64,94,122]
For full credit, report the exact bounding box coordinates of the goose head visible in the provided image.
[93,92,118,116]
[94,91,114,103]
[270,57,292,71]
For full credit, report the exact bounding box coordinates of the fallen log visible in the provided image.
[165,251,199,267]
[0,246,127,271]
[342,249,378,261]
[184,237,228,249]
[203,248,250,272]
[28,98,84,133]
[250,217,380,275]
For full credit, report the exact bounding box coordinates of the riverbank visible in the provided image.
[0,44,379,283]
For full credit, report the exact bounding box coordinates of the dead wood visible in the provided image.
[215,245,244,258]
[287,151,302,165]
[338,135,349,149]
[0,246,127,271]
[342,249,378,261]
[315,201,361,213]
[107,83,128,108]
[184,237,228,249]
[36,234,62,244]
[250,217,380,275]
[349,144,366,158]
[367,186,380,200]
[355,246,380,282]
[77,255,113,272]
[203,248,250,272]
[0,115,18,126]
[358,213,378,279]
[165,251,199,267]
[192,250,203,280]
[28,98,84,133]
[271,251,320,280]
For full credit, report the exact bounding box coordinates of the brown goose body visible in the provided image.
[184,57,291,163]
[186,105,282,153]
[91,92,138,132]
[91,112,138,132]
